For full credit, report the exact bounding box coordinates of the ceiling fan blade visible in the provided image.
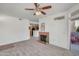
[41,5,52,10]
[25,8,34,10]
[41,11,46,15]
[34,3,38,7]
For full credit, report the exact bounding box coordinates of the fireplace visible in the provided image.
[39,32,49,44]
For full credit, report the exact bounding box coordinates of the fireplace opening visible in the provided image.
[39,32,49,44]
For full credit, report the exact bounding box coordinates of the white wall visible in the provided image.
[39,12,69,49]
[29,21,39,24]
[39,4,79,49]
[0,14,30,45]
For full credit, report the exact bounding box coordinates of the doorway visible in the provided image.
[70,20,79,55]
[29,23,39,38]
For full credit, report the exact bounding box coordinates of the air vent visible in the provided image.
[54,16,65,20]
[71,17,79,21]
[71,9,79,17]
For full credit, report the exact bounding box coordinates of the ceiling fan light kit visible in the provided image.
[35,11,42,15]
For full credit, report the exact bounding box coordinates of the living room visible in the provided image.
[0,3,79,56]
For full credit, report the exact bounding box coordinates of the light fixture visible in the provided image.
[35,11,41,15]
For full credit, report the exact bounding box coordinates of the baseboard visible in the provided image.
[0,44,14,50]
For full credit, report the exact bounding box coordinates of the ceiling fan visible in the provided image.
[25,3,52,15]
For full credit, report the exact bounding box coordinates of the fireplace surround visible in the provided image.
[39,32,49,44]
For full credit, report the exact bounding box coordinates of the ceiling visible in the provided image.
[0,3,77,22]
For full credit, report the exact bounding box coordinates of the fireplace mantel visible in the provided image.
[39,32,49,35]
